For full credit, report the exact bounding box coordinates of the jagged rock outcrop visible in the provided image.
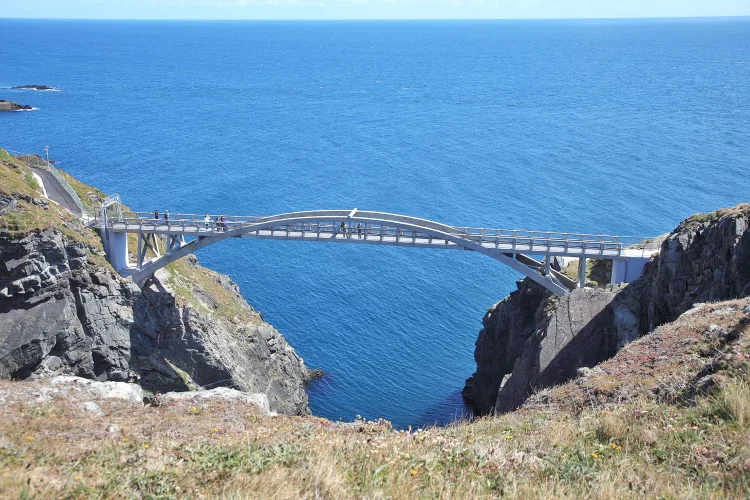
[642,206,750,328]
[130,257,310,415]
[464,204,750,415]
[0,227,311,415]
[0,100,32,111]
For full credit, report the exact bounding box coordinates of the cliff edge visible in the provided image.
[464,204,750,415]
[0,149,311,415]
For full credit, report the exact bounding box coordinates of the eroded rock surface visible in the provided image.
[0,227,310,415]
[464,205,750,415]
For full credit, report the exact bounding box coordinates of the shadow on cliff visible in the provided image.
[492,298,621,414]
[127,277,196,393]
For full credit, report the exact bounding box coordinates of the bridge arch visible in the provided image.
[99,210,621,295]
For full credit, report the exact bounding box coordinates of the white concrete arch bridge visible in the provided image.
[94,204,654,296]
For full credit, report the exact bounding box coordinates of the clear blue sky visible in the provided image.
[1,0,749,20]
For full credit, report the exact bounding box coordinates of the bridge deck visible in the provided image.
[101,212,626,259]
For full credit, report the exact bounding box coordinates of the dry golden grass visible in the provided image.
[1,299,749,498]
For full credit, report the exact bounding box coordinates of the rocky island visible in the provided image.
[0,100,33,111]
[0,146,749,497]
[11,84,57,91]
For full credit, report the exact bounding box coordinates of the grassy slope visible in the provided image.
[1,147,254,321]
[0,299,748,498]
[0,149,108,267]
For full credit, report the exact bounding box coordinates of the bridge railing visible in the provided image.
[102,212,623,255]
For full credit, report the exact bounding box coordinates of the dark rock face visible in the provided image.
[642,209,750,328]
[464,205,750,415]
[0,228,310,415]
[130,266,310,415]
[461,281,548,413]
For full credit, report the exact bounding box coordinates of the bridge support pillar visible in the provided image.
[103,231,129,272]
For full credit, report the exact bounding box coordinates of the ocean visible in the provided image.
[1,18,748,428]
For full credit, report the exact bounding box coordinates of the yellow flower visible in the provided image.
[26,436,33,441]
[504,435,513,440]
[609,443,616,448]
[74,475,81,480]
[122,438,128,443]
[218,436,222,441]
[590,453,598,459]
[410,469,418,476]
[68,419,73,423]
[190,406,197,412]
[616,445,622,451]
[143,444,149,449]
[212,427,218,433]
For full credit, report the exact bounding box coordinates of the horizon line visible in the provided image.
[2,14,749,22]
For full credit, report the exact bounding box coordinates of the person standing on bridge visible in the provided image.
[164,210,169,223]
[154,209,159,222]
[339,221,347,238]
[204,215,210,228]
[357,223,363,239]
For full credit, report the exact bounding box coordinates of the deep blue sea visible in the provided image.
[1,18,748,428]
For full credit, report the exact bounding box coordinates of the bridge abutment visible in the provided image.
[610,256,650,286]
[100,229,129,272]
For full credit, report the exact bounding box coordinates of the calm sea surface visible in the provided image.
[1,18,748,427]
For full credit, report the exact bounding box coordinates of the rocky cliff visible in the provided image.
[464,204,750,415]
[0,150,311,415]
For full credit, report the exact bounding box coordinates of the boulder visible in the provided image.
[155,387,272,415]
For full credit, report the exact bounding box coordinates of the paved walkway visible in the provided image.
[30,166,81,216]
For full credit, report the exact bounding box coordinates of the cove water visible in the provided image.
[1,18,748,428]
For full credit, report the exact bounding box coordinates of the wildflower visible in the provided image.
[122,438,128,443]
[26,436,33,441]
[143,444,149,449]
[609,442,617,448]
[75,475,81,480]
[410,469,418,476]
[616,446,622,451]
[68,419,73,423]
[504,435,513,440]
[212,427,218,433]
[590,453,599,459]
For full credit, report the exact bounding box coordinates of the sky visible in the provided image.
[0,0,749,20]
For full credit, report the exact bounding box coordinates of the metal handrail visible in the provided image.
[102,212,625,254]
